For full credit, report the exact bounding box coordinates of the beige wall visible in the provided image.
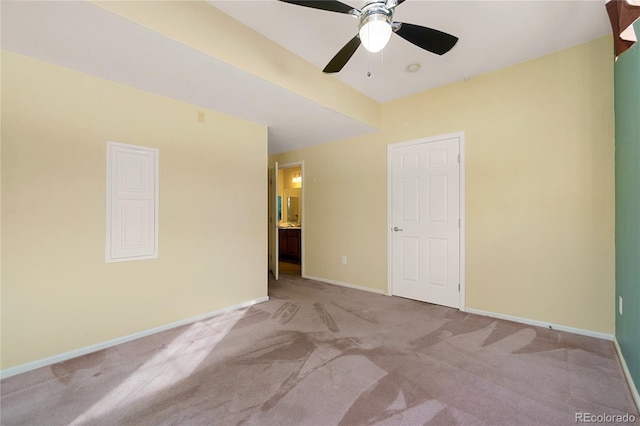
[283,167,302,190]
[271,37,615,334]
[1,52,268,369]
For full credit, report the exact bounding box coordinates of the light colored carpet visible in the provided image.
[1,275,637,425]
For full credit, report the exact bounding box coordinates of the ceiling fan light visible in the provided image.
[359,15,392,53]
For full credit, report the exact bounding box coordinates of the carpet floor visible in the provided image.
[1,274,638,425]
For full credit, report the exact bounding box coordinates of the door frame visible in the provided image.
[272,161,305,278]
[387,131,466,311]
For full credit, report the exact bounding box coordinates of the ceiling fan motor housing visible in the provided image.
[358,2,394,31]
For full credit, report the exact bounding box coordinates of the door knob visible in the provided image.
[393,226,403,232]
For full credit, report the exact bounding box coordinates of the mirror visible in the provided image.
[287,197,299,223]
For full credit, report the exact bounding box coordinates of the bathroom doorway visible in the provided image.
[270,161,304,279]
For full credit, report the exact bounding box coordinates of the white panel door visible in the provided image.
[106,141,158,262]
[269,162,279,280]
[391,137,460,308]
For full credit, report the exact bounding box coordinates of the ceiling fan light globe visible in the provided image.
[359,18,392,53]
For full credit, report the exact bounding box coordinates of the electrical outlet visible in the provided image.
[619,296,623,315]
[341,256,347,265]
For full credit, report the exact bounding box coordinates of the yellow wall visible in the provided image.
[283,167,302,190]
[1,52,268,369]
[271,37,615,334]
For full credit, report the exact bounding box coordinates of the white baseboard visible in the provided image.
[614,338,640,412]
[302,274,389,296]
[464,308,614,341]
[0,296,269,380]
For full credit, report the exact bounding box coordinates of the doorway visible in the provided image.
[269,161,304,279]
[388,133,465,309]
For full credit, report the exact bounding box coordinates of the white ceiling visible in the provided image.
[1,1,612,154]
[212,0,612,103]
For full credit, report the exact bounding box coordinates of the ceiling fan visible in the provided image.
[278,0,459,73]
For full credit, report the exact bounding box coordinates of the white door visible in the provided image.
[390,137,460,308]
[269,162,279,280]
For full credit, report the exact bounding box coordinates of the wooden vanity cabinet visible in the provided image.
[279,228,301,263]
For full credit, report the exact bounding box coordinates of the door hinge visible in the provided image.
[458,283,460,292]
[457,154,460,163]
[458,218,460,227]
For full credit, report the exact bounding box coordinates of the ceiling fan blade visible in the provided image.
[385,0,407,8]
[278,0,356,14]
[323,34,361,73]
[395,22,458,55]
